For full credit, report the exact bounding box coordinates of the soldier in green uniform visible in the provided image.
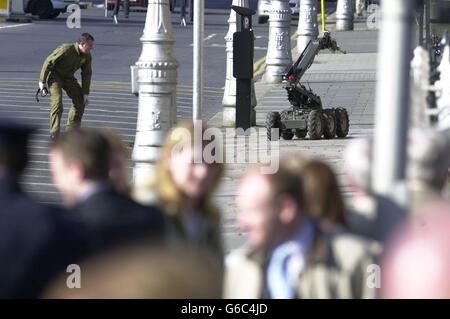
[39,33,94,140]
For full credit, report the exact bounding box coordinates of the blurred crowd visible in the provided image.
[0,118,449,299]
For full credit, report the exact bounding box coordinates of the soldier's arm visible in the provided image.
[81,54,92,95]
[39,45,67,84]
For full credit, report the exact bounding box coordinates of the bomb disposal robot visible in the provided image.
[266,31,350,141]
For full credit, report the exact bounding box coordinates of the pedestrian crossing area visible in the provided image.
[0,77,224,205]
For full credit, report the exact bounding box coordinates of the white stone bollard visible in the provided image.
[410,46,430,127]
[132,0,179,186]
[297,0,319,54]
[336,0,354,31]
[265,0,292,83]
[11,0,24,15]
[1,0,29,20]
[222,0,257,127]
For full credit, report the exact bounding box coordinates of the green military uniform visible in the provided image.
[39,43,92,133]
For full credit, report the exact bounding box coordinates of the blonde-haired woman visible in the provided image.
[133,121,224,271]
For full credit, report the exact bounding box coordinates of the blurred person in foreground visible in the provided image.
[381,202,450,298]
[133,121,224,271]
[0,119,86,298]
[224,162,378,299]
[300,159,382,259]
[300,160,347,232]
[279,154,347,232]
[42,244,222,299]
[343,137,406,245]
[100,129,132,195]
[406,127,450,213]
[343,137,377,234]
[49,127,166,254]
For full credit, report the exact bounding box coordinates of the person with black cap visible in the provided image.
[0,118,88,298]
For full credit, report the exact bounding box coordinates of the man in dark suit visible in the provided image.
[48,128,166,254]
[0,119,87,298]
[179,0,194,26]
[112,0,129,24]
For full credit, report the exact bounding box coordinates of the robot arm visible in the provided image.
[284,31,346,85]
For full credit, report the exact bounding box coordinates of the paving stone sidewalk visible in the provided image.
[209,20,380,253]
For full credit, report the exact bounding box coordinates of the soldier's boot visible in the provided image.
[48,78,64,137]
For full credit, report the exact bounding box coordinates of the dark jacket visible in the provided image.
[0,175,88,298]
[71,185,166,254]
[166,211,223,272]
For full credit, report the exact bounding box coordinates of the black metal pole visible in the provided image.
[418,3,424,46]
[425,0,431,50]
